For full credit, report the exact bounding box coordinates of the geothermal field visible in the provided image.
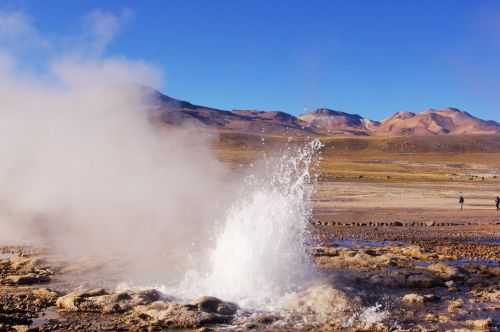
[1,3,500,332]
[1,106,499,331]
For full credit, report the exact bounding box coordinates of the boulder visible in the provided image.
[284,283,356,323]
[3,274,50,285]
[191,296,238,316]
[133,301,235,328]
[9,256,49,274]
[56,288,161,313]
[56,290,92,311]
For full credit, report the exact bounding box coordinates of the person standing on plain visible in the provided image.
[496,196,500,215]
[459,195,465,211]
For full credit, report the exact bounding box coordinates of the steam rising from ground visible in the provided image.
[0,11,390,326]
[0,9,326,301]
[0,8,245,286]
[172,140,323,308]
[0,48,325,308]
[0,53,233,283]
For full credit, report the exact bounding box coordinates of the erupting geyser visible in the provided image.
[175,139,323,309]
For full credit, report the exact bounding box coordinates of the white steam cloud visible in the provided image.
[0,9,323,308]
[83,8,133,55]
[0,9,232,283]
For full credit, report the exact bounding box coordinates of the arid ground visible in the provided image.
[1,134,499,331]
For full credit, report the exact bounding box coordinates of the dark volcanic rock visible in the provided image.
[3,274,50,286]
[191,296,238,315]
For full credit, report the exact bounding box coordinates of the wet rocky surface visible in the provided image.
[0,245,385,331]
[1,220,499,332]
[311,243,499,329]
[309,213,499,331]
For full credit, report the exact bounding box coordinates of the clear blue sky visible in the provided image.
[4,0,500,121]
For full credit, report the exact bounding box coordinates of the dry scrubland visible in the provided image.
[214,132,500,183]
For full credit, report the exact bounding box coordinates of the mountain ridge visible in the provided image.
[147,88,500,136]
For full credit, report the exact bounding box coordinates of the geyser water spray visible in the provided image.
[177,139,323,309]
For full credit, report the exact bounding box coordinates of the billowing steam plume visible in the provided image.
[0,9,232,283]
[0,9,324,308]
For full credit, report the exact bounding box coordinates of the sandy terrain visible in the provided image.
[317,181,500,210]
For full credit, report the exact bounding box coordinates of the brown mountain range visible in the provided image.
[148,89,312,136]
[375,108,500,136]
[298,108,380,136]
[147,89,500,136]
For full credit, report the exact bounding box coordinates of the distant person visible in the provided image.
[496,196,500,214]
[459,196,465,211]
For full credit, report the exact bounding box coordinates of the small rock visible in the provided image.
[423,294,440,303]
[445,280,455,288]
[424,313,437,322]
[447,298,464,312]
[401,245,428,259]
[254,314,280,324]
[402,293,425,304]
[311,246,340,257]
[426,262,462,280]
[407,274,437,288]
[32,288,59,301]
[465,318,492,330]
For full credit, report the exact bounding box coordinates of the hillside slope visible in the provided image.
[298,108,379,136]
[375,108,500,136]
[144,88,500,137]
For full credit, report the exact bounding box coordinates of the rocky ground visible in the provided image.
[0,230,498,331]
[310,243,499,331]
[309,207,499,332]
[0,245,387,332]
[0,204,499,331]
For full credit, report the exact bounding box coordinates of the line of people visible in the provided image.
[458,195,500,212]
